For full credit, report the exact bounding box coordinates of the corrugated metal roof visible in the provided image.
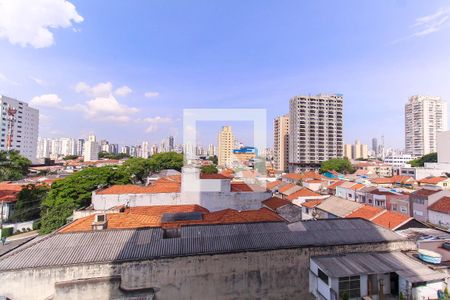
[0,219,403,271]
[312,252,446,283]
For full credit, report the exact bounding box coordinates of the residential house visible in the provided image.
[428,196,450,229]
[262,197,303,223]
[410,188,450,222]
[315,196,364,219]
[301,199,323,220]
[419,176,450,190]
[335,181,365,201]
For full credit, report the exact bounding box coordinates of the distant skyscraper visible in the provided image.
[77,138,85,156]
[273,114,289,171]
[218,126,235,166]
[141,141,149,158]
[405,95,448,157]
[0,95,39,162]
[130,146,137,157]
[121,145,130,155]
[344,140,369,160]
[84,134,99,161]
[372,138,378,157]
[151,144,158,155]
[289,94,343,172]
[168,136,174,151]
[37,137,51,159]
[207,143,216,157]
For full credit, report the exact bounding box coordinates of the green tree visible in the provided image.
[0,150,31,181]
[208,155,218,165]
[98,151,130,160]
[320,158,354,174]
[63,155,79,160]
[148,152,184,172]
[121,157,153,184]
[201,165,218,174]
[409,152,437,167]
[40,166,132,234]
[10,184,49,222]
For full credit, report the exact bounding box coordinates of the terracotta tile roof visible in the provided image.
[0,183,23,203]
[328,180,345,190]
[219,169,234,178]
[262,197,290,210]
[282,172,325,181]
[230,182,254,192]
[266,180,282,190]
[59,206,282,233]
[278,183,297,193]
[428,197,450,214]
[285,188,320,201]
[302,199,323,208]
[346,205,385,220]
[371,211,411,230]
[303,179,324,184]
[391,175,415,184]
[349,183,365,191]
[419,176,448,185]
[155,175,182,183]
[370,177,393,184]
[282,173,303,181]
[97,182,180,195]
[200,173,231,179]
[413,188,441,197]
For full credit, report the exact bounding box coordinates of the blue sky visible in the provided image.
[0,1,450,148]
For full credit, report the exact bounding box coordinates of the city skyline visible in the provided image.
[1,1,450,148]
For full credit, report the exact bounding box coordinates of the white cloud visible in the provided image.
[144,116,172,132]
[74,81,139,122]
[30,76,45,86]
[0,0,83,48]
[144,91,160,98]
[30,94,62,107]
[114,85,132,97]
[394,7,450,43]
[0,72,19,85]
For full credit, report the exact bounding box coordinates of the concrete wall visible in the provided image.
[429,210,450,229]
[437,131,450,164]
[92,190,272,212]
[0,241,415,300]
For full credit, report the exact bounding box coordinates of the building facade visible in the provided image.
[273,114,289,171]
[288,94,343,172]
[405,95,448,157]
[217,126,235,166]
[83,134,99,162]
[0,95,39,162]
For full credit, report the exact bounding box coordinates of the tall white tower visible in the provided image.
[405,95,448,157]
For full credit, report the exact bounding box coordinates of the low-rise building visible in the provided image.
[428,196,450,230]
[410,188,450,222]
[0,218,421,299]
[418,176,450,190]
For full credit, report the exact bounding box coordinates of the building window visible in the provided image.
[318,268,329,284]
[339,276,360,298]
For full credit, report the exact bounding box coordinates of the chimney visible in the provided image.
[92,213,108,230]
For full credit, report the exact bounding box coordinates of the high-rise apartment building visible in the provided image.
[344,140,369,160]
[273,114,289,171]
[0,95,39,162]
[405,95,448,157]
[218,126,235,166]
[141,141,150,158]
[84,134,99,161]
[288,94,343,172]
[372,138,378,157]
[77,138,85,156]
[168,136,174,151]
[37,137,51,159]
